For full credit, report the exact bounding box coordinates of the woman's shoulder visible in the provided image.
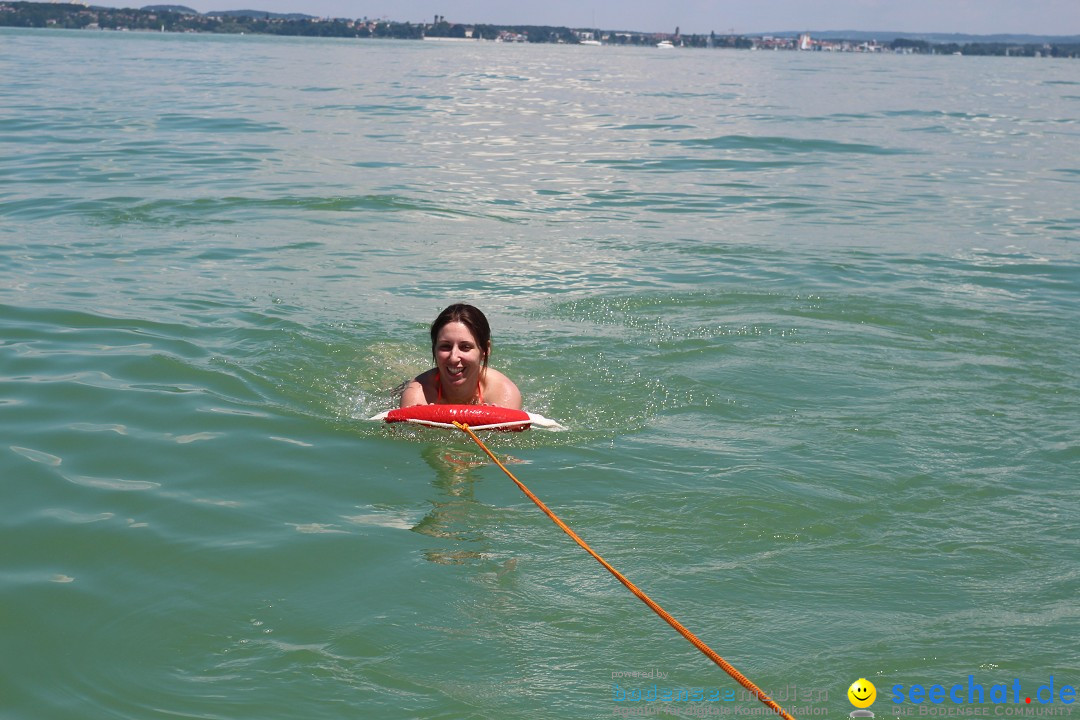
[404,368,439,391]
[483,367,522,409]
[400,369,437,408]
[484,366,512,381]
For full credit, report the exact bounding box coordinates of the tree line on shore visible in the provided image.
[1,2,1077,57]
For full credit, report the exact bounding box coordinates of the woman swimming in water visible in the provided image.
[400,304,522,410]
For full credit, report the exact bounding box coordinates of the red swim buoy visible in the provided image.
[382,404,533,431]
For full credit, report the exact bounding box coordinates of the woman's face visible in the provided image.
[434,321,485,393]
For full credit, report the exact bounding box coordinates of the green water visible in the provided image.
[1,29,1077,719]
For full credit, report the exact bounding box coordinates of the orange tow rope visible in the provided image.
[453,421,797,720]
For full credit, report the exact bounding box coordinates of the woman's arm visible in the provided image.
[483,369,523,410]
[399,374,430,408]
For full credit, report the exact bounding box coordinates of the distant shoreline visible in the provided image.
[2,2,1078,57]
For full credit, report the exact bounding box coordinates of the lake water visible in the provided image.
[1,28,1077,720]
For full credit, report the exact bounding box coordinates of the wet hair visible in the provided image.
[430,304,491,367]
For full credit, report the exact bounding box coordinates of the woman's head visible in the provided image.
[430,304,491,367]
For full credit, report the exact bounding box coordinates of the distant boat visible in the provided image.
[657,40,675,49]
[580,39,601,46]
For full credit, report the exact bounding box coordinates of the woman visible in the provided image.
[400,304,522,410]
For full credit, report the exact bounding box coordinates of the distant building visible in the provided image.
[495,30,526,42]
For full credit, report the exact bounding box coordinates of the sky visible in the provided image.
[130,0,1080,36]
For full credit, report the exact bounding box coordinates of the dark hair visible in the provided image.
[430,304,491,367]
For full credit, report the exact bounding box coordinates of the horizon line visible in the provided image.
[35,2,1080,38]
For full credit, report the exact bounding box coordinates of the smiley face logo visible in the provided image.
[848,678,877,708]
